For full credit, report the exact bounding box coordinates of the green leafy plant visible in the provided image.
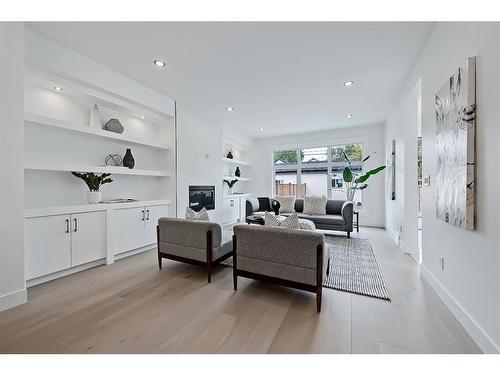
[339,150,386,201]
[71,172,113,191]
[224,179,238,188]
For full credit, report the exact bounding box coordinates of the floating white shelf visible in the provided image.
[222,157,251,166]
[25,113,171,150]
[25,163,170,177]
[223,175,251,181]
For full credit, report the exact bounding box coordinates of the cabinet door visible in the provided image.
[144,204,171,245]
[113,207,147,255]
[71,211,106,266]
[239,197,247,221]
[25,214,71,279]
[223,198,239,224]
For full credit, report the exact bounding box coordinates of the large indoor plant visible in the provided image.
[340,150,385,201]
[71,172,113,203]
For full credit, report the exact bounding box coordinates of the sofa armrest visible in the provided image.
[246,198,259,217]
[341,201,354,231]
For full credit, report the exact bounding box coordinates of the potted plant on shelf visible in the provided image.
[340,150,385,201]
[71,172,113,204]
[224,178,238,195]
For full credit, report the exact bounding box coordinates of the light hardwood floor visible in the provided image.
[0,227,480,353]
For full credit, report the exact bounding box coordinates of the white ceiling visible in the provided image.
[28,22,434,139]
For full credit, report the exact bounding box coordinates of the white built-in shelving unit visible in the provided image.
[222,139,253,224]
[23,64,176,285]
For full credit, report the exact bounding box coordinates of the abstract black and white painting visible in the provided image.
[435,57,476,230]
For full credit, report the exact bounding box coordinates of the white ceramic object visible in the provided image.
[87,191,102,204]
[89,104,101,129]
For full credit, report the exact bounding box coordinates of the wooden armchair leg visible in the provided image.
[207,230,213,283]
[157,225,162,270]
[316,290,322,313]
[232,234,237,290]
[347,231,351,239]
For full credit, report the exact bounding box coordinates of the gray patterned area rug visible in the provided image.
[325,236,390,301]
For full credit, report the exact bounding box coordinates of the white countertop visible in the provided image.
[25,199,172,218]
[223,193,252,199]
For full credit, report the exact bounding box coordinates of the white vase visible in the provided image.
[89,104,102,129]
[87,191,102,204]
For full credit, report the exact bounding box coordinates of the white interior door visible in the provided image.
[25,214,71,279]
[71,211,106,266]
[144,204,171,245]
[113,207,146,255]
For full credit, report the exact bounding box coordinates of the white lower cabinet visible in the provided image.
[113,204,170,255]
[26,214,72,280]
[26,211,106,280]
[223,197,239,224]
[71,211,106,266]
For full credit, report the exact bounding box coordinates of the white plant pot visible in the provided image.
[87,191,102,204]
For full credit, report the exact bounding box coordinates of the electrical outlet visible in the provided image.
[440,256,445,271]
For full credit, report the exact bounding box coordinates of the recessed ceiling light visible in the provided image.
[140,114,145,119]
[54,86,63,92]
[259,127,264,131]
[226,107,234,112]
[346,114,353,119]
[153,59,166,68]
[344,80,354,87]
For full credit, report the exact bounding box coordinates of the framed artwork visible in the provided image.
[435,56,476,230]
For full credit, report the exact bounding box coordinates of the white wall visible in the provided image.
[0,23,26,311]
[176,105,223,223]
[385,22,500,353]
[248,123,386,227]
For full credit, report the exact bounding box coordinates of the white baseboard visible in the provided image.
[421,265,500,354]
[27,259,106,287]
[0,288,27,312]
[386,227,399,245]
[114,244,155,261]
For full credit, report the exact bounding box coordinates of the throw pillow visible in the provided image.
[274,195,295,213]
[185,207,210,221]
[264,211,299,230]
[303,196,327,215]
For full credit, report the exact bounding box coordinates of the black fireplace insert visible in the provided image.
[189,185,215,211]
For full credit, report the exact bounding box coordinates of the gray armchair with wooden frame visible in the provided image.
[157,218,233,283]
[232,224,325,312]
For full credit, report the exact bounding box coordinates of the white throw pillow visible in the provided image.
[275,195,296,213]
[264,211,299,230]
[303,196,327,215]
[185,207,210,221]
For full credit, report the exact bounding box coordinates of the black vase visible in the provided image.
[226,151,233,159]
[235,166,241,177]
[123,148,135,169]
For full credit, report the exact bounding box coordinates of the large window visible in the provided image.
[273,143,364,205]
[274,149,299,196]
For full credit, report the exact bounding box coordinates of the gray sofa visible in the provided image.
[157,218,233,282]
[246,197,354,237]
[233,224,325,312]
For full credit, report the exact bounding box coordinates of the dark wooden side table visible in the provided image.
[353,211,359,232]
[246,215,265,225]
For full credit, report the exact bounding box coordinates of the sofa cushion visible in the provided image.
[264,211,299,229]
[326,200,344,215]
[185,206,210,221]
[275,195,295,213]
[303,196,327,215]
[300,213,345,226]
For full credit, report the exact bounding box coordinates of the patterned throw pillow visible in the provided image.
[274,195,296,213]
[264,211,299,229]
[185,207,210,221]
[303,196,327,215]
